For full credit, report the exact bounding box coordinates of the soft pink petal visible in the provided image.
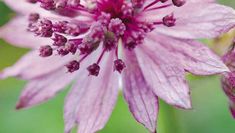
[0,50,74,80]
[152,3,235,39]
[135,40,191,109]
[223,76,235,119]
[64,51,119,133]
[147,34,229,75]
[122,50,159,132]
[3,0,57,16]
[16,68,77,109]
[0,16,50,48]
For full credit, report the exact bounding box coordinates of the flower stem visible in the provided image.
[158,100,182,133]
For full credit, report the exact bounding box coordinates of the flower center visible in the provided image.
[26,0,185,76]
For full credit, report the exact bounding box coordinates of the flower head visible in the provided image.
[1,0,235,133]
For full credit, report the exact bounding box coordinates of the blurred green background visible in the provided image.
[0,1,235,133]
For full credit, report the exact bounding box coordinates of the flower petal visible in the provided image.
[221,72,235,119]
[0,50,74,80]
[64,51,119,133]
[0,16,50,48]
[122,50,159,132]
[154,3,235,39]
[148,33,229,75]
[3,0,57,16]
[135,40,191,109]
[16,68,77,109]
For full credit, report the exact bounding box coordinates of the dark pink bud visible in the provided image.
[66,60,80,73]
[163,14,176,27]
[52,33,67,46]
[108,18,126,36]
[121,2,133,17]
[53,21,68,33]
[114,59,126,73]
[87,63,100,76]
[39,45,53,57]
[172,0,185,7]
[35,19,53,37]
[57,47,70,56]
[28,13,40,22]
[40,0,55,10]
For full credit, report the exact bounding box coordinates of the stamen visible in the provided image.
[57,47,70,56]
[143,0,160,11]
[145,4,172,12]
[52,33,67,46]
[103,32,117,51]
[162,14,176,27]
[172,0,185,7]
[131,0,145,8]
[66,60,80,73]
[87,63,100,76]
[114,59,126,73]
[108,18,126,36]
[122,2,134,17]
[39,45,53,57]
[39,0,56,10]
[28,13,40,22]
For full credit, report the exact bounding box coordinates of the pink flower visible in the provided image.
[221,39,235,119]
[1,0,235,132]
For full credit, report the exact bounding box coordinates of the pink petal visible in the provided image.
[3,0,58,16]
[64,51,119,133]
[153,3,235,39]
[0,16,50,48]
[16,68,77,109]
[147,34,229,75]
[135,40,191,109]
[122,50,159,133]
[0,50,74,80]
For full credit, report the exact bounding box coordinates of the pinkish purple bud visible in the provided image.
[52,33,67,46]
[66,60,80,73]
[28,13,40,22]
[122,2,134,17]
[172,0,185,7]
[39,45,53,57]
[87,63,100,76]
[108,18,126,36]
[36,19,53,37]
[57,47,70,56]
[163,14,176,27]
[40,0,55,10]
[53,21,68,33]
[114,59,126,73]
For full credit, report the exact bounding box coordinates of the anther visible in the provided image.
[66,60,80,73]
[162,14,176,27]
[39,45,53,57]
[114,59,126,73]
[87,63,100,76]
[172,0,185,7]
[52,33,67,46]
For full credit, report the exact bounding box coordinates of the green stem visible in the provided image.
[158,100,182,133]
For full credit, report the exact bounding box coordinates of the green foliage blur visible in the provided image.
[0,1,235,133]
